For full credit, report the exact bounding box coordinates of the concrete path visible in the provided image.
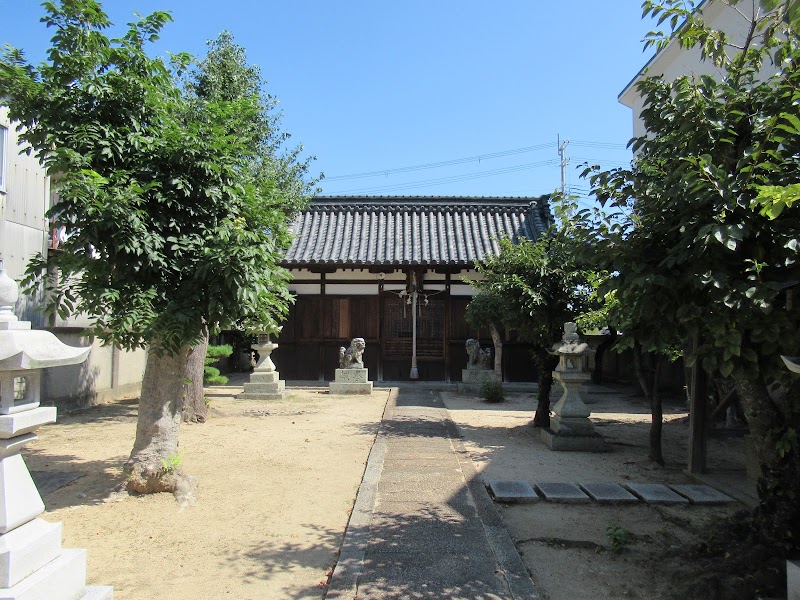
[327,388,538,600]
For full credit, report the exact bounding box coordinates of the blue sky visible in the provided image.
[2,1,656,205]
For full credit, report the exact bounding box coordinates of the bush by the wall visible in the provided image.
[480,381,505,403]
[204,344,233,385]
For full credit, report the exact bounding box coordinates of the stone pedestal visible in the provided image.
[329,368,373,395]
[0,265,112,599]
[457,368,494,395]
[238,341,286,400]
[541,368,608,452]
[541,323,608,452]
[0,405,113,600]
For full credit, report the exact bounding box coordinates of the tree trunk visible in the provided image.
[731,368,800,549]
[125,343,191,494]
[533,350,559,428]
[489,322,503,384]
[182,328,209,423]
[633,344,665,466]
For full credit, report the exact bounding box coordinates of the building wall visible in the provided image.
[619,1,776,139]
[0,106,50,281]
[41,333,147,406]
[1,108,146,403]
[278,267,536,382]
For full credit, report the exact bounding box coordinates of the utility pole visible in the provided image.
[558,135,570,197]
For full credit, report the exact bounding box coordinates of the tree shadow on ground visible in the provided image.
[228,522,344,600]
[231,507,511,600]
[21,449,126,510]
[44,398,139,427]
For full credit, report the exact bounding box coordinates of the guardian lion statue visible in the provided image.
[465,338,492,370]
[339,337,366,369]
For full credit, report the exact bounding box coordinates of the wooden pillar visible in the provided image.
[444,271,451,383]
[319,272,326,382]
[687,334,708,473]
[378,277,384,382]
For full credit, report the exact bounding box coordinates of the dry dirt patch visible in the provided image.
[24,387,390,600]
[441,388,749,600]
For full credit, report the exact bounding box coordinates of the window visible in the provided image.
[0,124,7,192]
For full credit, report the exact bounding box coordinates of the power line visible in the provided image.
[323,139,626,182]
[573,156,630,167]
[322,159,558,195]
[324,142,557,181]
[571,140,629,150]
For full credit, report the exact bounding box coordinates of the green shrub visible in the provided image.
[204,344,233,385]
[480,380,505,403]
[606,521,631,554]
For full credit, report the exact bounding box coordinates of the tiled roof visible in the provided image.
[282,195,552,267]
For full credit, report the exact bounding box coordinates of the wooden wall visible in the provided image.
[272,291,537,382]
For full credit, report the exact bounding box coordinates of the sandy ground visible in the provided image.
[24,385,390,600]
[441,385,753,600]
[22,381,752,600]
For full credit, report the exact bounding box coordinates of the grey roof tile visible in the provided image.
[282,195,552,268]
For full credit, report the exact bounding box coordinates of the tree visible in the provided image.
[0,0,301,493]
[179,31,319,423]
[582,0,800,556]
[469,210,598,427]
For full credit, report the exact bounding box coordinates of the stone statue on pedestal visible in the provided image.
[331,338,372,395]
[465,338,492,370]
[339,337,366,369]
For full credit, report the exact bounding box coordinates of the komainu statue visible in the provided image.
[465,338,492,370]
[339,337,366,369]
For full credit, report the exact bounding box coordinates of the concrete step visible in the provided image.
[0,548,86,600]
[0,519,62,588]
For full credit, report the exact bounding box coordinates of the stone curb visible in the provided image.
[326,388,395,599]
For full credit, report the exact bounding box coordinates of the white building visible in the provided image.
[619,0,776,138]
[0,107,146,404]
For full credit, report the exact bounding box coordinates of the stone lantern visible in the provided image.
[0,263,112,599]
[238,326,286,400]
[540,322,608,452]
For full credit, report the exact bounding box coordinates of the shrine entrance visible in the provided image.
[381,291,446,381]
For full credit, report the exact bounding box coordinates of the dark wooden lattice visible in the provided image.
[382,294,444,359]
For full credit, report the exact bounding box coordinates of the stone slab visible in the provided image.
[788,559,799,600]
[1,547,87,600]
[329,381,373,395]
[236,392,285,401]
[0,435,37,460]
[0,408,56,440]
[374,501,477,521]
[551,415,597,435]
[249,371,280,384]
[0,519,62,588]
[460,369,493,385]
[486,480,540,503]
[354,548,507,600]
[580,482,639,504]
[669,484,736,505]
[334,368,369,384]
[535,482,591,503]
[242,380,285,395]
[540,427,609,452]
[29,471,83,497]
[625,483,690,505]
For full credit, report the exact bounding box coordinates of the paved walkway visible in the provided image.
[327,387,538,600]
